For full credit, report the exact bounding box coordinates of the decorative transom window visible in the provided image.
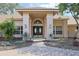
[34,20,42,24]
[53,26,62,35]
[14,26,23,35]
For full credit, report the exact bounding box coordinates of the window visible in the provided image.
[53,26,55,34]
[56,26,62,34]
[20,26,23,34]
[14,26,23,35]
[53,26,62,35]
[34,20,42,24]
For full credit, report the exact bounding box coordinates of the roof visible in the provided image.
[0,8,78,26]
[16,7,59,10]
[53,14,68,20]
[68,16,79,25]
[0,12,22,22]
[16,7,59,14]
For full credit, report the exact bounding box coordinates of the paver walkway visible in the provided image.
[0,41,79,56]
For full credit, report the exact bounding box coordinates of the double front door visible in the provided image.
[33,26,43,35]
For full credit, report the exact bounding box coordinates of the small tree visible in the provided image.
[0,18,15,41]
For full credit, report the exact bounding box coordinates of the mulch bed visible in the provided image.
[0,37,34,51]
[44,39,79,51]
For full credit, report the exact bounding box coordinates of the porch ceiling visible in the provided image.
[29,11,46,18]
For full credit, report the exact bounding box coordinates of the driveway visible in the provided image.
[0,41,79,56]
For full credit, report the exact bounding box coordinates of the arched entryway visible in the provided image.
[32,19,43,38]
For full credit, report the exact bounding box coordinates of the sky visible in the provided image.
[20,3,59,8]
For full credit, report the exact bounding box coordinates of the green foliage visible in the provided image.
[58,3,79,40]
[58,3,79,18]
[0,3,19,15]
[0,18,16,40]
[58,3,68,15]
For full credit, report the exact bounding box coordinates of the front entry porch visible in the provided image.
[22,11,54,39]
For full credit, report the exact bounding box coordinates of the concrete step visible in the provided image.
[33,35,43,38]
[31,38,45,42]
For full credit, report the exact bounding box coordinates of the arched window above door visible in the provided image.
[34,20,42,24]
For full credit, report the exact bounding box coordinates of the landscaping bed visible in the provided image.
[44,38,79,51]
[0,38,34,51]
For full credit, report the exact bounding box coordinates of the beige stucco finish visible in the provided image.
[0,8,77,38]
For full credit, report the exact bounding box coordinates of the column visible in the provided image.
[23,13,30,40]
[63,20,68,38]
[29,18,32,38]
[46,14,53,39]
[44,17,46,39]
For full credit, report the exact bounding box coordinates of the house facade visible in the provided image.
[0,8,78,39]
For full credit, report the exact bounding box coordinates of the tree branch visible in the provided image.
[70,10,79,40]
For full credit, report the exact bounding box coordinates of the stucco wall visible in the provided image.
[0,14,78,39]
[68,25,76,38]
[15,20,23,26]
[53,20,63,26]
